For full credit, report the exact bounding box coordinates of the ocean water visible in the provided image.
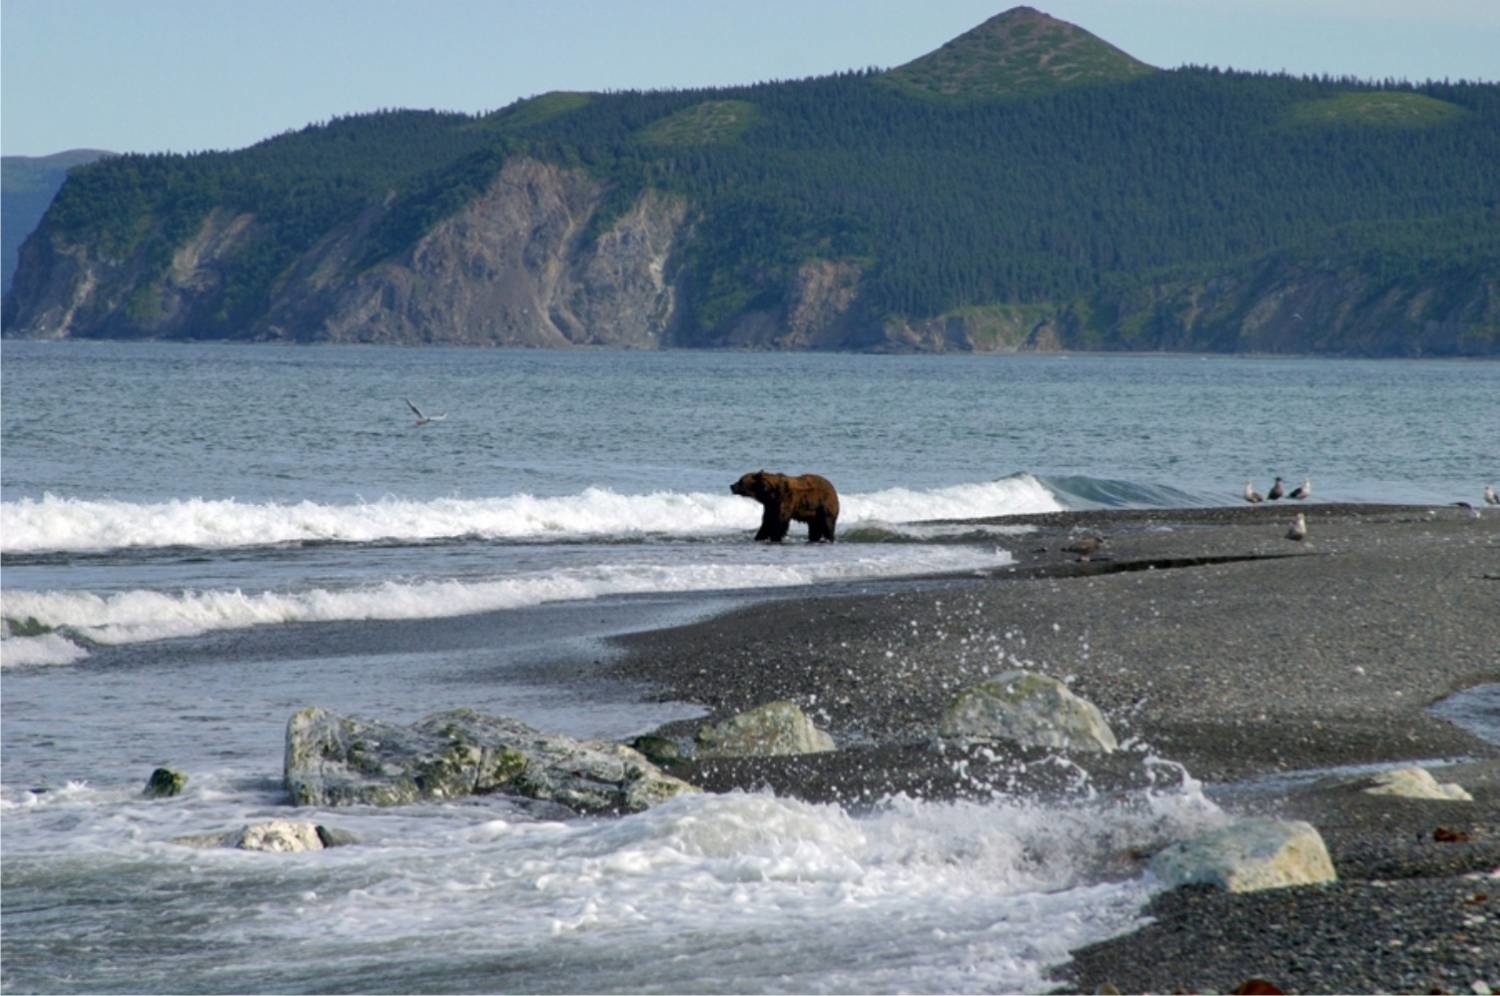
[2,340,1497,994]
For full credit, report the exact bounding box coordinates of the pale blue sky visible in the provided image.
[3,0,1497,157]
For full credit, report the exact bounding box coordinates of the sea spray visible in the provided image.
[0,780,1222,994]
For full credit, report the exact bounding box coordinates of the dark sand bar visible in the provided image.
[609,503,1500,994]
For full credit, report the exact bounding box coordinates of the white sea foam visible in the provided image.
[0,476,1062,554]
[0,544,1012,664]
[0,775,1222,994]
[0,631,91,668]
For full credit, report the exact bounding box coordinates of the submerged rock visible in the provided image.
[938,671,1118,753]
[694,700,836,758]
[1150,818,1336,893]
[1360,766,1474,802]
[284,707,698,813]
[173,819,354,852]
[143,767,188,798]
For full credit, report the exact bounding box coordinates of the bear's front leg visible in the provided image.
[769,511,793,542]
[755,505,778,541]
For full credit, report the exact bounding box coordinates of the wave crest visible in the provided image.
[0,544,1014,665]
[1,477,1063,555]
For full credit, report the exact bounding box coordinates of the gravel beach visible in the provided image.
[608,503,1500,994]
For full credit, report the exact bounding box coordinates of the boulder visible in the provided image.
[284,707,698,813]
[230,820,325,852]
[1150,818,1337,893]
[1361,766,1473,802]
[694,700,835,758]
[172,820,353,852]
[938,671,1118,753]
[143,767,188,798]
[629,734,683,766]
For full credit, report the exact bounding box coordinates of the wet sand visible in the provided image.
[607,503,1500,994]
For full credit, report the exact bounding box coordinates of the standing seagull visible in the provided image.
[404,398,446,427]
[1063,533,1105,562]
[1288,478,1311,500]
[1267,476,1286,501]
[1285,512,1307,542]
[1486,484,1499,506]
[1244,480,1264,503]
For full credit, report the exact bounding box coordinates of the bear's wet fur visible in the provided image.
[730,470,840,543]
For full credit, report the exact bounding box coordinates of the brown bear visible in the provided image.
[730,470,840,543]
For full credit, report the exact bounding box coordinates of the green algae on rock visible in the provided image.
[284,706,697,814]
[695,700,836,758]
[938,671,1118,753]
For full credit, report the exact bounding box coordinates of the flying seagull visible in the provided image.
[1288,478,1311,500]
[404,398,446,427]
[1285,512,1307,542]
[1455,501,1480,520]
[1267,476,1285,501]
[1244,480,1264,503]
[1486,484,1499,506]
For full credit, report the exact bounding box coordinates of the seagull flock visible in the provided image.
[1243,475,1309,504]
[1243,475,1497,543]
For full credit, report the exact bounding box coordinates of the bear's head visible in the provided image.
[731,471,765,498]
[731,470,783,500]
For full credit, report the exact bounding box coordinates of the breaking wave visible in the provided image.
[0,544,1014,666]
[1,475,1064,555]
[1039,474,1220,509]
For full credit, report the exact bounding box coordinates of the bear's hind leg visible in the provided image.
[769,512,792,542]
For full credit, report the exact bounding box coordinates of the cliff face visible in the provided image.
[265,159,689,347]
[5,159,692,349]
[1064,257,1499,357]
[1,150,112,295]
[4,159,1494,356]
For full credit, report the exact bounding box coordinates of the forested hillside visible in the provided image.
[6,7,1497,355]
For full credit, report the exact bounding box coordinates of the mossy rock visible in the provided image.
[939,671,1118,753]
[143,767,188,798]
[695,700,836,758]
[629,735,683,766]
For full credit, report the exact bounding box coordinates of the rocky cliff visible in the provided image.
[6,159,693,348]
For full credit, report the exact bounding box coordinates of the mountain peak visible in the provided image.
[883,6,1156,99]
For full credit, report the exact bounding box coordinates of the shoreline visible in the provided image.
[603,502,1500,993]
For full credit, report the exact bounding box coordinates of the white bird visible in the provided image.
[404,398,446,427]
[1244,480,1264,503]
[1267,476,1285,501]
[1288,478,1311,500]
[1486,484,1499,506]
[1285,512,1307,542]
